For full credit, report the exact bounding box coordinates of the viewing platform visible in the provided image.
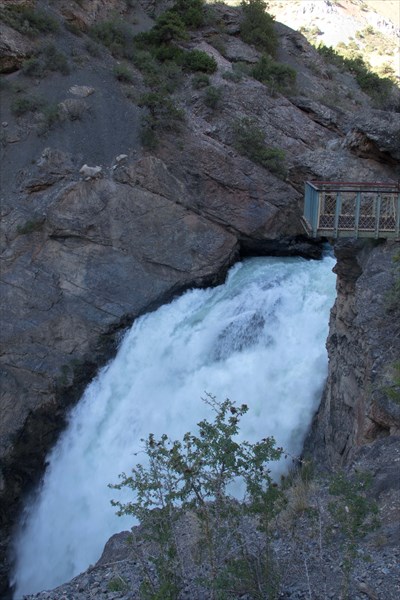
[302,181,400,240]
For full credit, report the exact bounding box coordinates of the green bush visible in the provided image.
[90,19,136,58]
[151,10,188,44]
[252,55,296,94]
[204,85,223,109]
[192,72,210,89]
[183,49,217,73]
[110,396,283,598]
[37,103,61,136]
[138,91,184,124]
[209,35,227,56]
[11,95,43,116]
[22,57,46,78]
[222,69,243,82]
[0,5,58,36]
[131,48,159,75]
[113,63,134,83]
[233,61,252,77]
[22,46,70,77]
[107,576,127,592]
[158,61,184,93]
[316,43,394,104]
[233,117,287,178]
[42,44,70,75]
[138,91,184,148]
[240,0,277,56]
[85,39,102,57]
[171,0,205,29]
[153,44,184,64]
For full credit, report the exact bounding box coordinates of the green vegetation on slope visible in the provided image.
[316,42,396,106]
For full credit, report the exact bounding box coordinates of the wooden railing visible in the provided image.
[303,181,400,239]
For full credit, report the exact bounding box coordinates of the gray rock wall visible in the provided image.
[306,239,400,465]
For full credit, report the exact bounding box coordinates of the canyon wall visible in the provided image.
[306,239,400,465]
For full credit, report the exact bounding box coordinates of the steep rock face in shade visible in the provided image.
[306,240,400,465]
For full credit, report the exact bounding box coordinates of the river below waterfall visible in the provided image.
[12,254,336,598]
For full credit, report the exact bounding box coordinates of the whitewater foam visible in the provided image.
[12,255,336,598]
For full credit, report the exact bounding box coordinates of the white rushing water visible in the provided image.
[12,255,336,598]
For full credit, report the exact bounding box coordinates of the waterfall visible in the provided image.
[12,254,336,598]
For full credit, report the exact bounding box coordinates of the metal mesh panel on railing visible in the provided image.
[359,193,376,230]
[318,193,335,228]
[339,194,356,229]
[379,194,397,230]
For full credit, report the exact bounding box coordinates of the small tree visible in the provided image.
[240,0,277,56]
[110,395,284,598]
[152,10,188,44]
[172,0,205,29]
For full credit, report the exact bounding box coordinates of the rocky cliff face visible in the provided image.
[0,0,399,597]
[306,239,400,465]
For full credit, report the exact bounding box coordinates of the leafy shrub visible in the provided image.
[240,0,277,56]
[107,576,127,592]
[90,19,136,58]
[131,49,183,92]
[252,54,296,94]
[22,57,46,78]
[110,396,283,598]
[192,72,210,89]
[42,44,70,75]
[113,64,134,83]
[204,85,223,109]
[85,39,102,57]
[233,61,251,77]
[233,117,287,178]
[151,10,188,44]
[0,5,58,36]
[222,69,243,82]
[11,95,43,116]
[22,46,70,77]
[159,61,184,93]
[209,35,227,56]
[132,49,165,88]
[139,91,184,124]
[138,91,184,148]
[153,44,184,64]
[316,43,394,104]
[171,0,205,29]
[37,103,61,136]
[183,49,217,73]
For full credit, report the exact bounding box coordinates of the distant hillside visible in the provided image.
[221,0,400,78]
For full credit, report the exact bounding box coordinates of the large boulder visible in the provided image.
[0,22,35,73]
